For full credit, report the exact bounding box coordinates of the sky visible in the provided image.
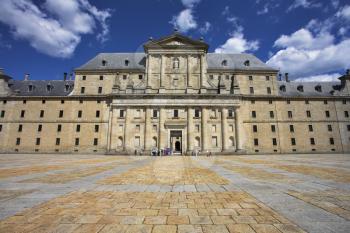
[0,0,349,82]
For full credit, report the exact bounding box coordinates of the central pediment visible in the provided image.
[143,32,209,52]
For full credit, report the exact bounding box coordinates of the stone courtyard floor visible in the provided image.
[0,154,349,233]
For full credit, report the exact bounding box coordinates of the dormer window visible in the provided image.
[244,60,250,66]
[221,60,227,66]
[47,84,53,92]
[297,85,304,92]
[124,59,129,66]
[315,85,322,92]
[173,57,180,69]
[280,85,286,92]
[28,85,34,92]
[65,85,70,92]
[102,60,107,66]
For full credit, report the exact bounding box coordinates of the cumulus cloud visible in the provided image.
[274,28,334,50]
[0,0,111,58]
[336,5,350,20]
[287,0,322,12]
[294,73,342,82]
[199,22,211,34]
[215,31,259,54]
[267,30,350,78]
[171,9,197,33]
[181,0,201,8]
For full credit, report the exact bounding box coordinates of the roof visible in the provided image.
[206,53,276,71]
[278,81,342,97]
[8,80,74,96]
[76,52,276,71]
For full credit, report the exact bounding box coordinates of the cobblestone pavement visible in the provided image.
[0,154,349,233]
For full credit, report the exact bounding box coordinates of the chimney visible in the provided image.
[63,72,67,81]
[0,68,4,75]
[285,73,289,82]
[278,73,282,81]
[346,69,350,75]
[149,37,153,41]
[24,73,30,81]
[70,73,73,80]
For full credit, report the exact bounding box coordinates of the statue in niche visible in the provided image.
[114,74,120,87]
[173,57,180,69]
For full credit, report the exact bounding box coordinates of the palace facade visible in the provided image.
[0,33,349,155]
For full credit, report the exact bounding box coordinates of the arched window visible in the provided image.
[297,85,304,92]
[229,136,235,147]
[244,60,250,66]
[173,57,180,69]
[118,136,123,147]
[221,60,227,66]
[152,137,157,147]
[315,85,322,92]
[280,85,286,92]
[102,60,107,66]
[195,136,200,147]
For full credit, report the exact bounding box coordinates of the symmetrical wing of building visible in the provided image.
[0,33,350,154]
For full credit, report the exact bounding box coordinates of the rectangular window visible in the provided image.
[228,109,233,117]
[251,100,255,104]
[271,125,276,132]
[289,125,294,133]
[79,100,83,104]
[153,125,157,132]
[348,125,350,131]
[212,124,216,133]
[23,100,26,104]
[16,138,21,145]
[99,75,103,81]
[139,74,143,80]
[324,100,328,104]
[266,76,270,81]
[343,100,347,104]
[96,110,100,118]
[254,138,259,146]
[136,109,141,118]
[20,110,25,118]
[253,125,257,132]
[98,87,102,94]
[249,76,253,81]
[78,110,82,118]
[153,110,158,118]
[38,124,42,132]
[82,76,86,80]
[272,138,277,146]
[288,111,293,118]
[95,125,99,132]
[328,125,332,132]
[325,111,330,118]
[135,124,140,132]
[81,87,85,94]
[345,111,349,118]
[36,138,40,146]
[134,136,140,147]
[57,124,62,132]
[195,109,200,118]
[56,138,60,146]
[330,138,334,145]
[310,138,315,145]
[305,100,309,104]
[42,100,46,104]
[212,136,218,147]
[75,138,79,146]
[76,124,81,132]
[287,100,290,104]
[59,110,63,118]
[270,111,274,118]
[40,110,44,118]
[267,87,271,94]
[18,124,22,132]
[174,109,179,118]
[252,111,256,118]
[291,138,296,146]
[3,100,7,104]
[0,110,5,118]
[120,110,125,118]
[61,100,65,104]
[306,111,311,118]
[211,109,216,118]
[195,124,200,132]
[249,87,254,94]
[308,125,313,132]
[269,100,273,104]
[94,138,98,146]
[229,124,234,132]
[0,124,2,132]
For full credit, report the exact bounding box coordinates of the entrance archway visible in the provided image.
[175,141,181,152]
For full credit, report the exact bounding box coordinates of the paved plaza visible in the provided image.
[0,154,349,233]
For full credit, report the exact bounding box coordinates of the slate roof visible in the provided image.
[76,53,276,71]
[277,81,342,97]
[8,80,74,96]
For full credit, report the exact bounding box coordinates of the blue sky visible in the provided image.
[0,0,349,82]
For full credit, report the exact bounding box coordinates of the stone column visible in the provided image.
[144,108,151,153]
[187,55,191,87]
[234,107,243,151]
[187,107,193,154]
[158,108,166,150]
[146,55,151,91]
[106,107,114,152]
[200,54,206,93]
[221,108,228,152]
[201,107,208,151]
[160,55,165,88]
[124,108,131,153]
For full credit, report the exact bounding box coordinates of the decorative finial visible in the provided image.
[174,27,179,33]
[200,37,204,41]
[149,37,153,41]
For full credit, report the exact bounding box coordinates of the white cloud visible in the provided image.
[336,5,350,20]
[331,0,340,9]
[257,5,269,15]
[287,0,322,12]
[181,0,201,8]
[0,0,111,58]
[199,22,211,34]
[267,35,350,78]
[295,73,341,82]
[171,9,197,33]
[274,28,334,50]
[215,31,259,54]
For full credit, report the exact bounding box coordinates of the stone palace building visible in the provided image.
[0,32,349,155]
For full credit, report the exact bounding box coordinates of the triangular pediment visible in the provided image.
[144,32,209,51]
